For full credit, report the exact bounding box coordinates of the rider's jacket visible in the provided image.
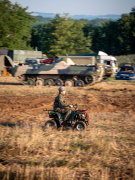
[53,94,71,110]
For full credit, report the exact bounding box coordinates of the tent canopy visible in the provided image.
[0,55,15,74]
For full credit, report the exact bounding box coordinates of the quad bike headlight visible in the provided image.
[81,114,85,119]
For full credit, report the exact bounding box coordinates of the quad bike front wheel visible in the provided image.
[74,121,86,131]
[45,120,57,130]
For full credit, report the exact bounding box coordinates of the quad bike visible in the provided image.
[43,104,89,131]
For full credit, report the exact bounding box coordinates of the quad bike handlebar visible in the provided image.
[43,104,79,113]
[43,108,52,114]
[72,104,78,110]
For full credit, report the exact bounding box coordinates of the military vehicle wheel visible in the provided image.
[27,78,35,86]
[36,79,44,86]
[74,121,86,131]
[65,80,73,87]
[85,75,94,84]
[55,79,63,86]
[45,120,57,130]
[75,80,84,87]
[45,79,54,86]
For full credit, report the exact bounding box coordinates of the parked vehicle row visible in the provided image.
[116,63,135,80]
[24,58,54,65]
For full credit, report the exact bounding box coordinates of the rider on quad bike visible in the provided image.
[44,86,89,131]
[53,86,73,124]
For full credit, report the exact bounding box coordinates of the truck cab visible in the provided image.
[98,51,118,76]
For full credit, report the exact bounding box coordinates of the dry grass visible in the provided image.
[0,77,135,179]
[0,112,135,180]
[1,77,135,96]
[0,77,85,96]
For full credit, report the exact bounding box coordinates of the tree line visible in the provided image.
[0,0,135,56]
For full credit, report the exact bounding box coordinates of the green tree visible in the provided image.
[82,6,135,55]
[31,24,46,51]
[82,19,120,55]
[118,13,135,54]
[90,26,104,53]
[32,14,93,56]
[93,21,120,55]
[0,0,35,49]
[130,6,135,16]
[82,22,93,38]
[90,18,111,26]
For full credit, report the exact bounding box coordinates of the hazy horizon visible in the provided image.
[10,0,135,16]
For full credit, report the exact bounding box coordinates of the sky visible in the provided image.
[10,0,135,15]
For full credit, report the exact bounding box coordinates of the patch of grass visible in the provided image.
[69,141,90,151]
[104,77,116,81]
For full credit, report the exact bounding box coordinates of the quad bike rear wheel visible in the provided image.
[45,120,57,130]
[74,121,86,131]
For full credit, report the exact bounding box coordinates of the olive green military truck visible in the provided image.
[0,49,42,76]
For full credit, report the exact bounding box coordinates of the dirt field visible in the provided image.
[0,77,135,179]
[0,77,135,124]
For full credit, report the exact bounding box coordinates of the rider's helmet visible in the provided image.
[59,86,66,94]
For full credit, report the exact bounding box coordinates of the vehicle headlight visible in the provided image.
[116,76,120,78]
[130,77,135,79]
[82,114,85,119]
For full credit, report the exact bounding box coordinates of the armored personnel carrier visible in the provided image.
[9,57,104,87]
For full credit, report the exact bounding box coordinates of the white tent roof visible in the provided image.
[56,57,75,65]
[66,58,75,65]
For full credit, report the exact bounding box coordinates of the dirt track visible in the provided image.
[0,78,135,125]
